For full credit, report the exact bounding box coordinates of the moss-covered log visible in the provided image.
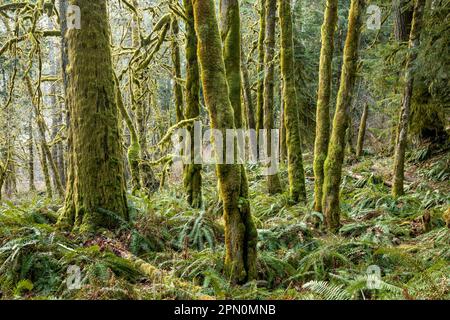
[278,0,306,203]
[193,0,257,284]
[392,0,426,197]
[58,0,128,232]
[322,0,365,233]
[313,0,338,212]
[183,0,202,208]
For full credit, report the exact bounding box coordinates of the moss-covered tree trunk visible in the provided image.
[280,102,287,162]
[59,0,128,232]
[24,76,64,198]
[263,0,282,194]
[313,0,338,212]
[392,0,425,197]
[322,0,365,232]
[193,0,257,284]
[130,0,159,194]
[241,43,256,131]
[356,103,369,158]
[38,142,53,199]
[393,0,413,42]
[171,15,184,123]
[28,112,36,192]
[183,0,202,208]
[278,0,306,203]
[256,0,266,157]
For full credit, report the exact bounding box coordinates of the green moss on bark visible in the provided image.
[356,103,369,158]
[263,0,282,194]
[279,0,307,203]
[392,0,426,197]
[183,0,202,208]
[313,0,338,212]
[322,0,365,233]
[59,0,128,232]
[256,0,266,155]
[193,0,257,284]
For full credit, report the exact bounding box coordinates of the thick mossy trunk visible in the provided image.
[322,0,365,233]
[392,0,425,197]
[356,103,369,158]
[278,0,306,203]
[313,0,338,212]
[171,15,184,123]
[193,0,257,284]
[58,0,128,232]
[183,0,202,208]
[263,0,282,194]
[256,0,266,156]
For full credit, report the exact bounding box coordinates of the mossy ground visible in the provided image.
[0,148,448,300]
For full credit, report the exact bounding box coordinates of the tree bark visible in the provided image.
[279,0,307,203]
[193,0,258,284]
[183,0,202,208]
[58,0,128,232]
[313,0,338,212]
[356,103,369,158]
[322,0,365,232]
[256,0,266,157]
[263,0,282,194]
[392,0,426,197]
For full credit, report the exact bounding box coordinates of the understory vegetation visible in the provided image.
[1,147,448,300]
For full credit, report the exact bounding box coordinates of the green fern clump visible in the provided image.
[171,211,221,251]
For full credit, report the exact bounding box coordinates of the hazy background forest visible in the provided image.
[0,0,448,300]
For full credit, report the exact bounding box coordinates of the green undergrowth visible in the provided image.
[0,154,448,300]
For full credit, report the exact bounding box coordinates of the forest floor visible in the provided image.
[0,143,449,300]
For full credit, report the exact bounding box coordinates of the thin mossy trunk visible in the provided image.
[126,4,143,192]
[37,116,65,197]
[346,117,356,155]
[241,42,256,131]
[356,103,369,158]
[322,0,365,233]
[280,102,287,162]
[392,0,426,197]
[58,0,128,232]
[0,150,11,201]
[193,0,257,284]
[38,141,53,199]
[313,0,338,212]
[114,74,141,193]
[278,0,306,203]
[171,15,184,123]
[28,112,36,192]
[183,0,202,208]
[24,76,65,198]
[130,0,159,194]
[256,0,266,156]
[263,0,282,194]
